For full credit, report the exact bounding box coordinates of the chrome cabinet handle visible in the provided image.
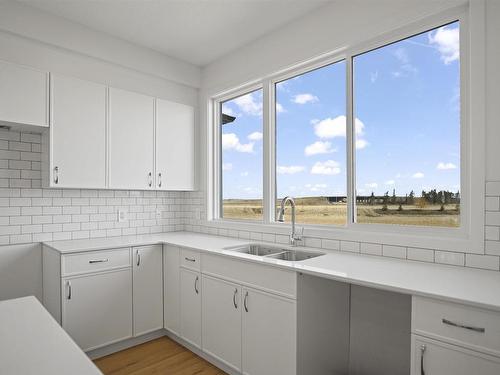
[148,172,152,187]
[136,250,141,267]
[244,291,249,312]
[442,318,485,333]
[185,257,196,262]
[233,288,238,309]
[194,276,199,294]
[88,259,108,264]
[158,173,162,188]
[420,344,426,375]
[67,280,72,300]
[54,166,59,184]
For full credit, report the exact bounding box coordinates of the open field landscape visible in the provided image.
[223,197,460,227]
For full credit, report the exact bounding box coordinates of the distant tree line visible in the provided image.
[354,189,460,206]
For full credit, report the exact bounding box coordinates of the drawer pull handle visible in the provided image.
[136,250,141,267]
[233,288,238,309]
[89,259,109,264]
[53,166,59,184]
[185,257,196,262]
[420,344,426,375]
[442,318,485,333]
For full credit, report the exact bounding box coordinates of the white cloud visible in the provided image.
[222,133,254,153]
[370,71,379,83]
[222,104,235,116]
[394,48,409,64]
[232,93,262,116]
[293,93,319,105]
[222,163,232,171]
[277,165,305,175]
[437,162,457,170]
[366,182,378,188]
[412,172,425,179]
[310,160,341,175]
[276,103,285,113]
[308,183,328,192]
[313,115,365,139]
[240,171,249,177]
[385,180,395,185]
[304,141,335,156]
[392,47,418,77]
[356,139,369,150]
[428,25,459,64]
[247,132,263,141]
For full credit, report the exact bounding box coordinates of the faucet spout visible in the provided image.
[278,196,302,246]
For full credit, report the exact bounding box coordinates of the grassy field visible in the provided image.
[223,197,460,227]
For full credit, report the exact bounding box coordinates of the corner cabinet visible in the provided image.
[0,60,49,129]
[47,74,107,188]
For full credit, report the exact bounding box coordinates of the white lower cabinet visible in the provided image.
[180,268,202,348]
[242,287,296,375]
[412,335,500,375]
[164,245,180,335]
[132,245,163,336]
[62,269,133,352]
[202,275,242,372]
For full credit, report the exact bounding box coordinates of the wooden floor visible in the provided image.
[94,337,227,375]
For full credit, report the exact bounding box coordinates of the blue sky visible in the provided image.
[221,22,460,200]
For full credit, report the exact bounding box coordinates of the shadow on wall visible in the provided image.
[0,243,42,301]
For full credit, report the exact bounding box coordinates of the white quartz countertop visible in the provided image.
[44,231,500,312]
[0,296,102,375]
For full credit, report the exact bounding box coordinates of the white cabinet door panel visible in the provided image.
[133,245,163,336]
[156,99,194,190]
[412,335,500,375]
[50,74,106,188]
[164,245,180,335]
[62,269,132,352]
[0,61,48,127]
[180,268,201,348]
[109,87,154,189]
[242,287,296,375]
[202,275,242,372]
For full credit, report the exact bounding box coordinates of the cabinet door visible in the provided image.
[0,61,48,127]
[62,269,132,352]
[164,245,180,335]
[202,275,242,372]
[133,245,163,336]
[156,99,194,190]
[180,268,201,348]
[242,288,296,375]
[412,335,500,375]
[109,87,154,189]
[50,74,106,188]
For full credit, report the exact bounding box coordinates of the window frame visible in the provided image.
[208,4,486,254]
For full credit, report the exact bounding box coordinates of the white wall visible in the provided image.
[0,1,199,301]
[190,0,500,271]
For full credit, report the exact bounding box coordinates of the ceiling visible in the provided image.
[18,0,332,67]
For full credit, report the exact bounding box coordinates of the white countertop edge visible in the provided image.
[42,231,500,313]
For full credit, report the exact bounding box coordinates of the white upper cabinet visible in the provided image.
[0,60,48,128]
[50,74,107,188]
[109,87,155,190]
[156,99,195,190]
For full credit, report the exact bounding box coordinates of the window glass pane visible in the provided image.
[276,61,347,225]
[221,89,263,220]
[354,22,460,227]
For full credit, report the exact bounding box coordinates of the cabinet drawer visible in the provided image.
[180,248,200,271]
[62,248,131,276]
[202,253,296,299]
[412,296,500,356]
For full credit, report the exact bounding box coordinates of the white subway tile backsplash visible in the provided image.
[360,243,382,256]
[486,181,500,196]
[407,247,434,263]
[340,241,360,253]
[435,251,465,266]
[322,239,340,251]
[382,245,407,259]
[465,254,500,271]
[485,226,500,241]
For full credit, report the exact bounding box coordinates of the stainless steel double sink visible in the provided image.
[225,243,325,262]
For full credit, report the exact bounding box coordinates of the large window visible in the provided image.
[276,61,347,225]
[220,89,263,220]
[214,17,467,233]
[354,21,460,227]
